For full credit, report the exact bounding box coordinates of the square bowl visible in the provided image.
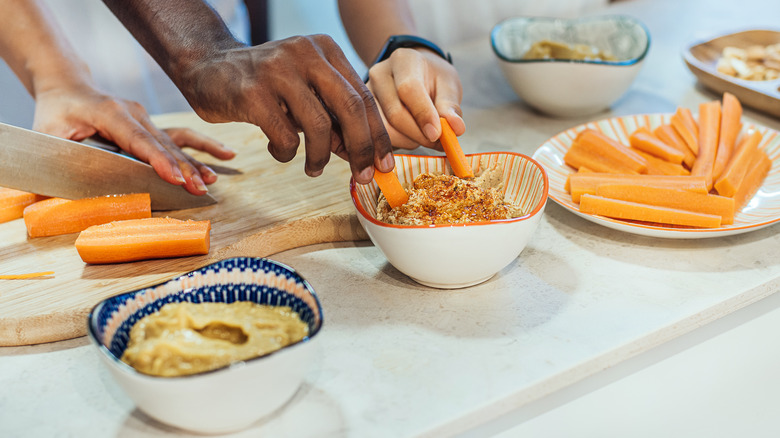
[87,257,323,434]
[350,152,548,289]
[491,15,650,117]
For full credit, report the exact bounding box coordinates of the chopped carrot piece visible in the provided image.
[23,193,151,238]
[631,149,690,176]
[671,107,699,155]
[563,129,647,174]
[628,127,685,164]
[653,124,696,168]
[734,149,772,210]
[373,169,409,208]
[579,194,722,228]
[712,92,743,180]
[714,130,763,197]
[0,271,54,280]
[75,217,211,264]
[596,184,735,224]
[0,188,48,224]
[690,100,721,190]
[564,166,595,192]
[568,173,708,203]
[439,117,474,178]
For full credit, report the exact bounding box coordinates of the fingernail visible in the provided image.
[309,169,323,177]
[359,166,374,182]
[193,175,208,192]
[172,167,186,184]
[381,153,395,171]
[423,123,439,142]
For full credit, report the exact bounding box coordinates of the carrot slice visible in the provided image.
[563,129,647,174]
[579,194,722,228]
[631,149,690,176]
[439,117,474,178]
[628,127,685,164]
[568,173,708,203]
[714,130,763,197]
[373,169,409,208]
[0,271,54,280]
[23,193,151,238]
[734,149,772,210]
[595,184,735,224]
[690,100,722,190]
[0,188,48,224]
[75,217,211,264]
[671,107,699,155]
[712,92,743,180]
[653,124,696,168]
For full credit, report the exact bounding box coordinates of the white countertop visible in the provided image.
[3,0,780,437]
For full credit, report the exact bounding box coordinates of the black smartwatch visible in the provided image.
[365,34,452,82]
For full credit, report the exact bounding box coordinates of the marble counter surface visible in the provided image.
[3,0,780,437]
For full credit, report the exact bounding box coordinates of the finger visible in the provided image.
[371,102,426,151]
[163,127,237,160]
[390,51,442,144]
[280,84,335,178]
[434,74,466,136]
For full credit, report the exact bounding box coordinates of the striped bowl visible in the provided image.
[87,257,322,434]
[350,152,548,288]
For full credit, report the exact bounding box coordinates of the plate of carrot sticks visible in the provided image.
[532,93,780,238]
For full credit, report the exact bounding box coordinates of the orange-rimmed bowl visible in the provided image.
[350,152,548,289]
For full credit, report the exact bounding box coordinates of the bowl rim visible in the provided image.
[86,256,323,380]
[490,14,651,67]
[350,151,549,229]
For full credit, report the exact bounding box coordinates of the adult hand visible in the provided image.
[366,47,465,150]
[176,34,395,184]
[32,84,236,195]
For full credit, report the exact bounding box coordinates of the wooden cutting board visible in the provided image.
[0,113,367,346]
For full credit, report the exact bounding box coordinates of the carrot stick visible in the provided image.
[595,184,735,224]
[631,149,690,175]
[563,129,648,174]
[671,107,699,155]
[564,166,595,192]
[0,271,54,280]
[568,173,708,203]
[579,194,722,228]
[712,92,743,180]
[0,188,48,224]
[439,117,474,178]
[690,100,721,190]
[23,193,151,238]
[628,127,685,164]
[653,124,696,168]
[75,217,211,264]
[373,169,409,208]
[714,130,763,197]
[734,149,772,210]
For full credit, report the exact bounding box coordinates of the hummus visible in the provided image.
[376,162,526,226]
[121,302,308,377]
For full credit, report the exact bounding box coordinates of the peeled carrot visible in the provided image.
[0,188,48,224]
[439,117,474,178]
[631,149,690,176]
[714,130,763,197]
[23,193,151,238]
[564,166,595,192]
[653,124,696,168]
[712,92,743,180]
[595,184,735,224]
[734,149,772,210]
[568,173,708,203]
[628,127,685,164]
[671,107,699,155]
[564,129,648,174]
[579,194,722,228]
[75,217,211,264]
[373,169,409,208]
[690,100,721,190]
[0,271,54,280]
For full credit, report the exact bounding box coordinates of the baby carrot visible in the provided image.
[712,92,743,180]
[690,100,721,190]
[671,107,699,155]
[373,169,409,208]
[631,149,690,176]
[439,117,474,178]
[734,149,772,210]
[563,129,648,174]
[595,184,735,224]
[579,194,722,228]
[629,127,685,164]
[653,124,696,168]
[714,130,763,197]
[568,173,708,203]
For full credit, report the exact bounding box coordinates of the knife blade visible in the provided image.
[0,122,216,210]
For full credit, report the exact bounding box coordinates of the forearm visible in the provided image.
[337,0,417,65]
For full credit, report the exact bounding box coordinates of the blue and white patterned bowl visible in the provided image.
[87,257,322,434]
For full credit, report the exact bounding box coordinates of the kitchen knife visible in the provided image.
[0,121,216,210]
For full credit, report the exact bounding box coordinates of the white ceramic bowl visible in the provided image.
[351,152,548,289]
[87,257,323,434]
[491,15,650,118]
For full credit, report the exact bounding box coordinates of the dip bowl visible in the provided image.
[491,15,650,117]
[351,152,548,289]
[87,257,323,434]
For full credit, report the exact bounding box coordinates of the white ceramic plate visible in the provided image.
[532,113,780,238]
